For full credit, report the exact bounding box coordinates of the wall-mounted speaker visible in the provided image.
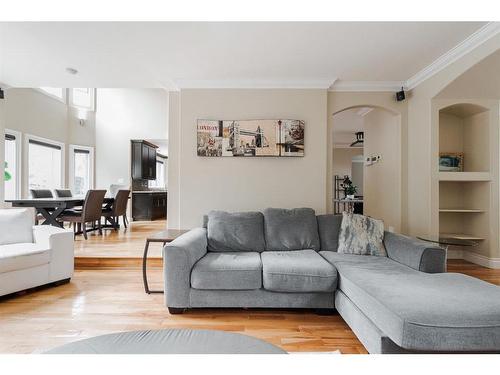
[396,87,405,102]
[0,88,4,100]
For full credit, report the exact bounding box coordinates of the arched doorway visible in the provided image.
[329,105,402,232]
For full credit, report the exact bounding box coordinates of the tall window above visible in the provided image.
[4,130,21,199]
[38,87,67,103]
[27,136,64,191]
[69,88,95,110]
[69,145,94,196]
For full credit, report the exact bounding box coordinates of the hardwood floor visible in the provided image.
[1,220,500,354]
[0,268,366,354]
[1,260,499,354]
[74,219,167,259]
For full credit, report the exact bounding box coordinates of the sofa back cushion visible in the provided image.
[207,211,266,252]
[0,208,34,246]
[316,214,342,251]
[263,208,320,251]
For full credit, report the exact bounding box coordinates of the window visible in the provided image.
[4,130,22,200]
[149,156,167,189]
[26,135,65,192]
[37,87,67,103]
[69,88,95,110]
[69,145,94,196]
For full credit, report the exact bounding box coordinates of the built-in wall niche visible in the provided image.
[439,175,489,247]
[439,103,490,174]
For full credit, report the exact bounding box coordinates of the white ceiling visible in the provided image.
[0,22,491,89]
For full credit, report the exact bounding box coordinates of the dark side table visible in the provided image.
[143,229,189,294]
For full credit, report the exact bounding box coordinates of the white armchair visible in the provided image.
[0,208,74,297]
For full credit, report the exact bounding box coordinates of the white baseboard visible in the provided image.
[447,250,500,269]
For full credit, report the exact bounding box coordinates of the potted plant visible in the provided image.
[4,161,11,182]
[345,184,357,200]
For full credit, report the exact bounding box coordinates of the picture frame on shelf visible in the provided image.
[439,152,464,172]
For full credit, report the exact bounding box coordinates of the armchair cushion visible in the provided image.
[0,208,34,245]
[0,243,50,273]
[207,211,265,252]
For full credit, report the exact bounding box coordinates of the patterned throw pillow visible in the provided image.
[337,212,387,257]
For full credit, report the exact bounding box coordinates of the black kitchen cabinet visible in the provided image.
[132,191,167,221]
[131,140,158,180]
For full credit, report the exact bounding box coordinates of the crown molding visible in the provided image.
[406,22,500,90]
[174,78,337,90]
[329,80,403,92]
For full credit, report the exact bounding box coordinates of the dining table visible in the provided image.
[6,196,116,228]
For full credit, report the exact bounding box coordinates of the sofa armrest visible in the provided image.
[33,225,74,281]
[163,228,207,308]
[384,232,446,273]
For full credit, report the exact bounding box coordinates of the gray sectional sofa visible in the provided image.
[163,208,500,353]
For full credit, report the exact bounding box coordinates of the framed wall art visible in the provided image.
[197,119,305,157]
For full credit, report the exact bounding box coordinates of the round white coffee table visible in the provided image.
[45,329,286,354]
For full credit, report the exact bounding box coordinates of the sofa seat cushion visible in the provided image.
[263,208,320,251]
[0,243,51,274]
[207,211,265,252]
[320,251,500,352]
[261,250,337,292]
[191,252,262,290]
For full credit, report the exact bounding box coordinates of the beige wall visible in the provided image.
[363,109,401,231]
[167,89,328,229]
[3,88,96,198]
[5,89,69,144]
[407,33,500,238]
[327,91,408,232]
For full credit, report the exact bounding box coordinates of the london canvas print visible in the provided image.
[197,119,305,157]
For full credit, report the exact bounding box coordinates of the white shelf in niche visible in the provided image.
[439,208,485,213]
[438,172,491,181]
[440,233,485,241]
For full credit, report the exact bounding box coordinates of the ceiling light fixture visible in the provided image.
[350,132,364,147]
[66,67,78,75]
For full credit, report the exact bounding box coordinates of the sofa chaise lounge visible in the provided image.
[163,208,500,353]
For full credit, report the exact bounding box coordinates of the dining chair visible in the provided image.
[102,189,130,230]
[60,190,106,240]
[30,189,53,198]
[30,189,54,224]
[54,189,73,198]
